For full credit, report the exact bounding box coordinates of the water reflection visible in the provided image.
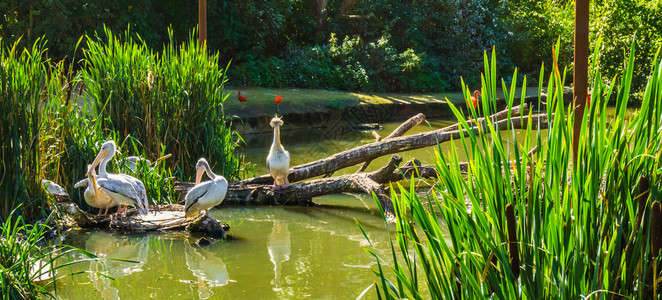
[184,243,229,299]
[84,232,149,299]
[267,220,291,291]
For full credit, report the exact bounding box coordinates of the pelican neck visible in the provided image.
[272,125,284,151]
[99,156,111,178]
[203,162,217,180]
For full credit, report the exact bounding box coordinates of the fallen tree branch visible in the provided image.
[438,103,528,133]
[356,113,426,173]
[173,110,549,217]
[239,113,548,186]
[178,155,405,214]
[57,203,229,238]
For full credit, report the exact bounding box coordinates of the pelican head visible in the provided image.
[195,158,210,185]
[270,116,284,128]
[87,140,117,176]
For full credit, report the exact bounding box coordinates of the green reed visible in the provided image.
[0,212,103,299]
[111,137,176,205]
[82,26,244,181]
[0,37,50,221]
[363,41,662,298]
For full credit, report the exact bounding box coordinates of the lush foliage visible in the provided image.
[590,0,662,97]
[0,37,51,220]
[232,34,448,92]
[364,45,662,298]
[0,213,100,299]
[0,28,245,218]
[3,0,660,93]
[82,26,244,181]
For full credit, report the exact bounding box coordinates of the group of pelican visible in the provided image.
[184,115,291,216]
[76,114,290,219]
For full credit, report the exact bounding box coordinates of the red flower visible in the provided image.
[471,90,480,110]
[275,95,283,105]
[587,94,591,107]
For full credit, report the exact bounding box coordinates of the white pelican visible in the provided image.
[184,158,228,218]
[266,115,290,190]
[74,164,118,216]
[41,179,68,197]
[124,156,152,172]
[87,141,149,217]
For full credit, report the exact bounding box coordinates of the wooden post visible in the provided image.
[573,0,589,162]
[199,0,207,45]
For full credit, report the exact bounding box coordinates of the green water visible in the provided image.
[54,200,397,299]
[54,117,540,299]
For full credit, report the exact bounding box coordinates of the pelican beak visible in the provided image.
[86,148,108,176]
[194,165,205,185]
[90,173,100,195]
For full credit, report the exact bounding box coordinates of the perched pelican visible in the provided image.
[87,141,149,217]
[266,115,290,190]
[41,179,68,197]
[184,158,228,218]
[74,164,118,216]
[124,156,152,172]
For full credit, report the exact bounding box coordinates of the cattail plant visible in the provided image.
[505,203,519,279]
[363,40,662,298]
[652,201,662,258]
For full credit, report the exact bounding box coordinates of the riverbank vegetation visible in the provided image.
[0,27,245,221]
[2,0,661,93]
[365,43,662,298]
[1,1,661,298]
[0,213,103,299]
[1,28,244,298]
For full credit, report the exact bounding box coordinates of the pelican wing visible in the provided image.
[97,175,149,215]
[184,181,213,212]
[118,174,149,208]
[74,178,89,189]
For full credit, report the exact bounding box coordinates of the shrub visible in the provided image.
[590,0,662,97]
[229,33,450,92]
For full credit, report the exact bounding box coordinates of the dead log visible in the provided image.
[356,113,426,173]
[438,103,527,133]
[240,112,548,186]
[178,155,405,215]
[173,110,548,217]
[57,203,229,238]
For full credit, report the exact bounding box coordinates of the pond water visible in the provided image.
[54,116,542,299]
[54,200,395,299]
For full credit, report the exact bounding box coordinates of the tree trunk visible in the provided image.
[175,108,549,217]
[239,111,544,186]
[356,113,426,172]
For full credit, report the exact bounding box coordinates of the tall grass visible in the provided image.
[0,212,103,299]
[363,42,662,298]
[0,37,51,221]
[1,25,247,213]
[82,26,244,181]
